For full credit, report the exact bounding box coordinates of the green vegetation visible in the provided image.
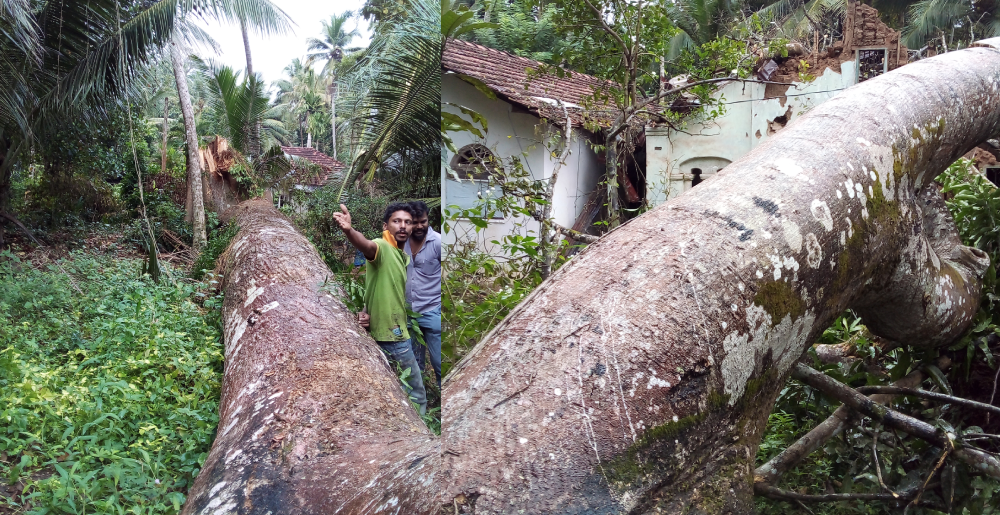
[753,161,1000,514]
[191,222,239,280]
[0,252,223,514]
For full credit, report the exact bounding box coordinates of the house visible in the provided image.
[280,146,346,192]
[647,0,909,202]
[441,38,612,252]
[443,0,912,253]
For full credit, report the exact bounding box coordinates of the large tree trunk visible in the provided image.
[438,40,1000,512]
[181,199,441,514]
[185,41,1000,514]
[170,37,208,250]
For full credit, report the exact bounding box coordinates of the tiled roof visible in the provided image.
[442,38,617,131]
[280,146,347,188]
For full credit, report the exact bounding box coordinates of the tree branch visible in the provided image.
[855,386,1000,417]
[791,363,1000,480]
[792,364,943,442]
[554,223,600,243]
[755,483,913,503]
[755,369,924,485]
[0,211,42,247]
[529,207,600,244]
[606,78,795,141]
[579,0,628,55]
[539,102,575,279]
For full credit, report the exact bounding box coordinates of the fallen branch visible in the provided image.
[528,208,601,244]
[755,369,924,485]
[855,386,1000,417]
[0,211,85,295]
[0,211,43,247]
[792,363,1000,480]
[755,483,913,503]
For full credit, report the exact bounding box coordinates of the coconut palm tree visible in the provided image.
[166,0,292,249]
[199,61,289,153]
[337,0,440,200]
[903,0,998,48]
[0,0,184,245]
[664,0,741,57]
[275,60,328,149]
[306,12,364,157]
[306,13,364,77]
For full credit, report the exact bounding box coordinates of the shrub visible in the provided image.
[0,251,223,514]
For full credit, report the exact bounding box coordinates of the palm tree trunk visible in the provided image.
[240,19,261,160]
[241,19,253,76]
[329,82,337,157]
[0,137,12,216]
[161,97,169,175]
[170,37,208,250]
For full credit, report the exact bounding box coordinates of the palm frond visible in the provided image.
[903,0,972,47]
[338,0,441,200]
[202,0,294,37]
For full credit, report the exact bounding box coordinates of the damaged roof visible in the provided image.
[442,38,617,131]
[280,146,347,188]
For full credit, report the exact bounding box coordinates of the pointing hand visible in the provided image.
[332,204,353,233]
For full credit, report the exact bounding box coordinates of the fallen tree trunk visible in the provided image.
[181,199,441,514]
[441,39,1000,512]
[186,41,1000,514]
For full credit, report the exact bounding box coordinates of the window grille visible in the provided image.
[985,167,1000,187]
[450,144,502,181]
[448,144,505,219]
[857,49,887,82]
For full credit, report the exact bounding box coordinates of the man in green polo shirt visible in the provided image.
[332,202,427,415]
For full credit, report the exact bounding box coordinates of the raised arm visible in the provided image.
[332,204,378,261]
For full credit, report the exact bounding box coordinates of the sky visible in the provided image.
[192,0,371,88]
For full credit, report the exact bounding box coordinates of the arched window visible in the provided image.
[446,144,504,219]
[450,144,502,181]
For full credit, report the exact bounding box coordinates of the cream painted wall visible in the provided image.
[646,61,858,204]
[442,72,603,254]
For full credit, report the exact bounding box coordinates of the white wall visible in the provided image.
[646,62,858,204]
[442,72,603,254]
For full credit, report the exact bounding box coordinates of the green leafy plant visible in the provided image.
[192,221,239,280]
[0,251,223,514]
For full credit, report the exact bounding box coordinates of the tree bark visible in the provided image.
[170,37,207,249]
[439,39,1000,513]
[181,199,441,514]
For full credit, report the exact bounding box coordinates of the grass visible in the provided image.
[0,250,223,514]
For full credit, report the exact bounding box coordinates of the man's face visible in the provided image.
[411,213,429,240]
[384,210,412,245]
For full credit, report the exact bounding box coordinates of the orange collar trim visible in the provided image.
[382,230,400,249]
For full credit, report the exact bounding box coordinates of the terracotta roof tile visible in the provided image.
[442,38,617,131]
[281,146,347,188]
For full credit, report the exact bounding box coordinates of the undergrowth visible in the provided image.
[0,251,223,514]
[191,222,238,280]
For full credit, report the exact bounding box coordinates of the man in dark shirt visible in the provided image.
[406,201,442,388]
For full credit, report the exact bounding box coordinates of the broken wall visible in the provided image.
[843,0,907,71]
[646,0,907,204]
[646,66,856,203]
